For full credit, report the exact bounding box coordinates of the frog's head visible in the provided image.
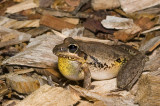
[53,37,85,60]
[53,37,85,81]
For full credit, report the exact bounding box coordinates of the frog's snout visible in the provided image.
[52,45,68,55]
[52,45,58,54]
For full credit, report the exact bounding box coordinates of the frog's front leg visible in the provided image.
[81,63,91,89]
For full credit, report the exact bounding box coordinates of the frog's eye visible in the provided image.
[68,44,78,53]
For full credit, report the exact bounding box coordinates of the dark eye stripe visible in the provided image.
[68,44,77,53]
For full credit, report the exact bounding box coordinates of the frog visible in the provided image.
[53,37,146,90]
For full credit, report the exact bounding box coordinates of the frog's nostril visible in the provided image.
[60,47,63,51]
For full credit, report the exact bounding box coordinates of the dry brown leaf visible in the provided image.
[114,31,136,42]
[78,100,93,106]
[0,0,16,15]
[2,34,63,68]
[148,41,160,52]
[51,0,75,12]
[27,26,50,38]
[0,26,31,48]
[40,14,76,31]
[6,74,40,94]
[142,25,160,34]
[20,9,35,15]
[69,85,137,106]
[2,100,20,106]
[93,101,107,106]
[91,0,120,10]
[140,32,156,50]
[5,0,38,14]
[62,27,84,37]
[16,85,80,106]
[0,82,9,98]
[119,0,160,13]
[13,0,25,2]
[61,17,79,25]
[135,71,160,106]
[101,16,134,29]
[139,36,160,52]
[90,78,117,93]
[35,68,61,83]
[20,9,42,20]
[65,0,80,7]
[39,0,53,8]
[144,47,160,71]
[113,23,141,42]
[135,17,156,31]
[84,18,115,33]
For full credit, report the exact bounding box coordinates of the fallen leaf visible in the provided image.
[69,85,137,106]
[6,74,40,94]
[91,0,120,10]
[135,17,156,31]
[51,0,75,12]
[135,71,160,106]
[16,85,80,106]
[119,0,160,13]
[65,0,80,7]
[84,18,115,33]
[5,0,38,14]
[113,23,141,42]
[91,78,117,93]
[101,16,134,29]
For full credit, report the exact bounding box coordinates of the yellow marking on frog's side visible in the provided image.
[111,58,126,75]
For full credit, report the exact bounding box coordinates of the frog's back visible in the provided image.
[77,41,138,80]
[77,40,133,61]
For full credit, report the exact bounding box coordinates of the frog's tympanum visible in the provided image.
[53,37,146,90]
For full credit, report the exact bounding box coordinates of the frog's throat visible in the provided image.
[58,57,84,80]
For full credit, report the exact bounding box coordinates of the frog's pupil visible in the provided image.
[68,44,77,53]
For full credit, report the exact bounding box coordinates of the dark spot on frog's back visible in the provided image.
[100,64,104,68]
[119,44,139,55]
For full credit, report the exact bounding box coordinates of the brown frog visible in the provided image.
[53,37,146,90]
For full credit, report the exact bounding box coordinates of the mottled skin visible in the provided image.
[53,37,146,90]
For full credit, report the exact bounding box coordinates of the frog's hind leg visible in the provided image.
[117,54,146,91]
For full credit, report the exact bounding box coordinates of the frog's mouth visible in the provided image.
[55,52,80,61]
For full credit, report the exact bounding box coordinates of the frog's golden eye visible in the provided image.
[68,44,78,53]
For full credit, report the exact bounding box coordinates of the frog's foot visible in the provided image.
[81,63,91,89]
